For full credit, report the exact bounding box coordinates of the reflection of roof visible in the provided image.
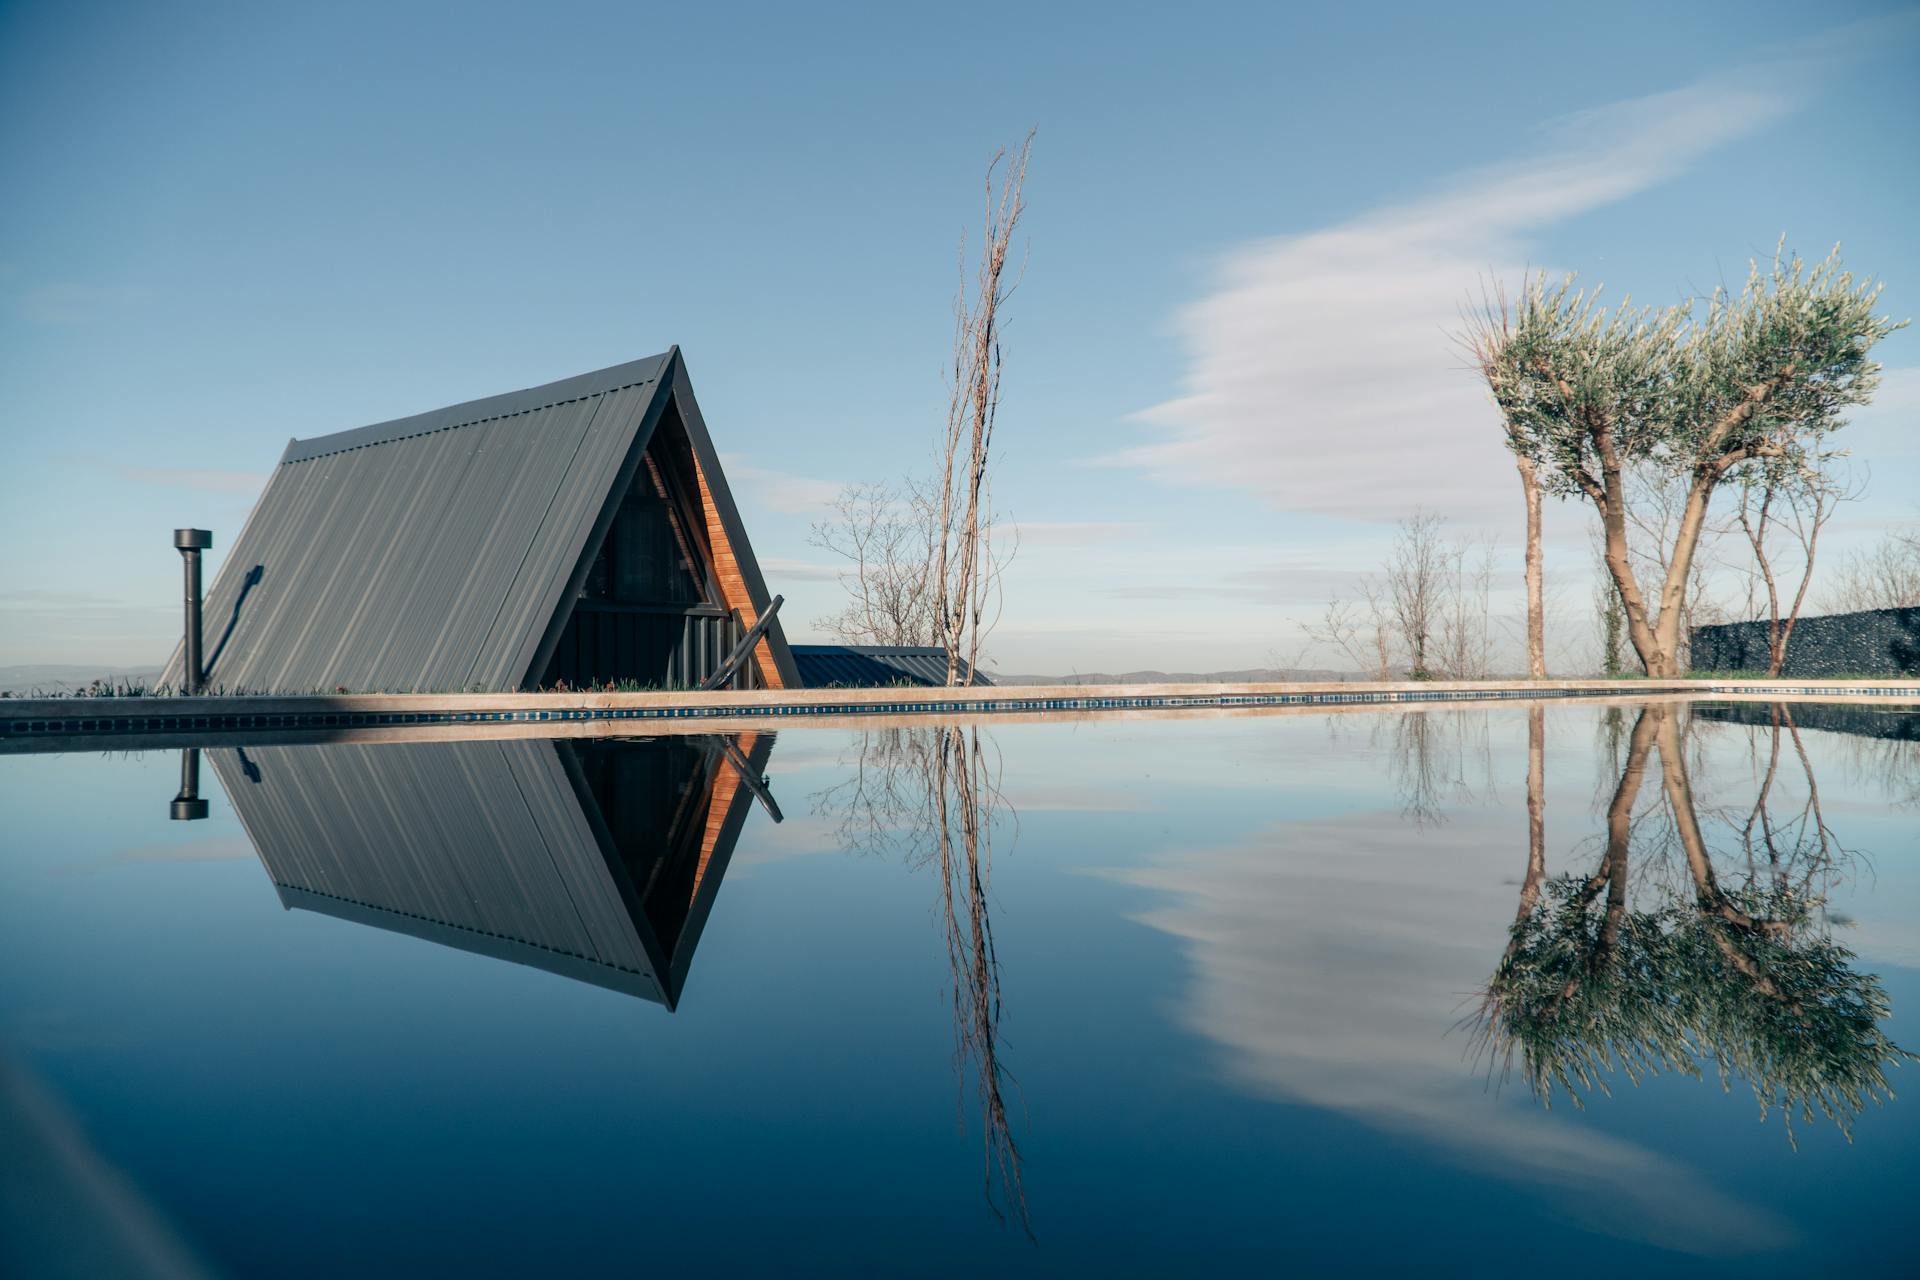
[792,645,991,688]
[209,733,770,1007]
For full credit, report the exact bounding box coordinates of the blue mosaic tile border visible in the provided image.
[6,683,1916,739]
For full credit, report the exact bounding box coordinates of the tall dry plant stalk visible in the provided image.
[931,724,1031,1237]
[937,131,1032,686]
[807,726,1031,1236]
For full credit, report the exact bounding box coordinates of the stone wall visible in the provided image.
[1690,607,1920,676]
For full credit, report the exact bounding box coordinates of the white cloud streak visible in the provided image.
[1114,82,1796,522]
[717,455,844,515]
[113,466,268,494]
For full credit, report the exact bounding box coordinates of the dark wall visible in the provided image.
[540,607,755,689]
[1690,607,1920,676]
[1694,701,1920,742]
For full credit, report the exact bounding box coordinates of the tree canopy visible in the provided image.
[1474,245,1902,676]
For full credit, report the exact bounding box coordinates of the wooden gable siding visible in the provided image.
[692,458,786,689]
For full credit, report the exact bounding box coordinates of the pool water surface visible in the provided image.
[2,700,1916,1277]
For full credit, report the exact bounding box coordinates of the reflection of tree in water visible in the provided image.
[1474,703,1913,1145]
[1350,708,1497,826]
[813,726,1032,1237]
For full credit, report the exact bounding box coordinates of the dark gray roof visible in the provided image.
[209,734,772,1007]
[791,645,991,688]
[161,351,798,693]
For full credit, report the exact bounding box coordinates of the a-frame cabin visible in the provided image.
[160,350,798,693]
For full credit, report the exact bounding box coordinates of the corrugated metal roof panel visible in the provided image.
[791,645,991,688]
[163,358,669,693]
[158,352,796,694]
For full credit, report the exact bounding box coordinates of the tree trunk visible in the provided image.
[1518,456,1546,679]
[1596,497,1666,675]
[1647,473,1719,678]
[1653,707,1790,938]
[1583,423,1671,675]
[1518,705,1546,918]
[1591,476,1718,679]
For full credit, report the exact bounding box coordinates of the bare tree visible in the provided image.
[1435,536,1498,681]
[1299,577,1394,680]
[1302,513,1500,679]
[936,132,1033,686]
[1388,510,1447,679]
[809,480,940,645]
[1820,522,1920,613]
[1730,458,1857,675]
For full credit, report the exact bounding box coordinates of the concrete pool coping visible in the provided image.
[3,677,1918,754]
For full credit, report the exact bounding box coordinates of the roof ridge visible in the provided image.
[281,352,673,465]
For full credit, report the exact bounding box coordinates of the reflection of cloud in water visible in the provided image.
[58,836,258,875]
[1118,809,1796,1256]
[1000,784,1153,813]
[730,812,845,866]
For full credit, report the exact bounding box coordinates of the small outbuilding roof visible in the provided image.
[790,645,991,688]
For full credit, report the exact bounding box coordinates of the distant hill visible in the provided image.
[983,667,1363,686]
[0,664,162,696]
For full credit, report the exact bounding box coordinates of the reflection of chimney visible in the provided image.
[174,528,212,694]
[170,748,209,821]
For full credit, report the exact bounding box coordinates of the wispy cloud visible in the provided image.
[1842,366,1920,464]
[13,281,141,326]
[1001,783,1154,813]
[113,466,268,494]
[0,589,128,607]
[1013,520,1150,548]
[1111,79,1796,522]
[717,455,843,515]
[755,555,844,583]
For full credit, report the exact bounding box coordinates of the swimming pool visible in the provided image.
[3,700,1915,1276]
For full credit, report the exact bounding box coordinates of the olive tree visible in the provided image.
[1486,248,1900,677]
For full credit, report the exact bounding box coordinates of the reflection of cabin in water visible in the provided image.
[210,734,774,1007]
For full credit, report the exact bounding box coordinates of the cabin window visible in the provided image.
[583,483,705,606]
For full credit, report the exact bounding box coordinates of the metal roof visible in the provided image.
[791,645,991,688]
[160,350,798,693]
[209,733,773,1007]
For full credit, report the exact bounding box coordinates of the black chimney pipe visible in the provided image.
[170,748,208,821]
[174,529,212,694]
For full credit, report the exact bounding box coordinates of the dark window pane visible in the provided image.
[611,486,701,604]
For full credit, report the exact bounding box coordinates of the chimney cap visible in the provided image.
[173,529,213,550]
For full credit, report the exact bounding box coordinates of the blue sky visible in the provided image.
[2,0,1916,674]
